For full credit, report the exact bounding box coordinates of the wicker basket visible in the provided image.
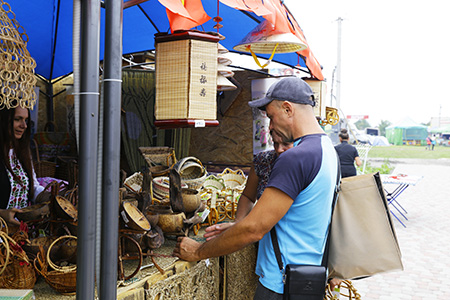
[152,176,188,201]
[32,138,56,178]
[139,146,177,168]
[202,175,225,191]
[0,231,37,289]
[124,172,143,194]
[120,201,151,231]
[34,236,77,295]
[218,168,247,191]
[54,195,78,221]
[174,156,208,190]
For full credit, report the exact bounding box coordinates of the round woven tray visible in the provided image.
[55,196,78,221]
[121,202,151,231]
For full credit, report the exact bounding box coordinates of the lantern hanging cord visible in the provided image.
[246,43,279,69]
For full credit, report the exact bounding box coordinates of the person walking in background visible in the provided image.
[0,106,45,226]
[335,128,362,178]
[174,77,339,299]
[431,135,436,151]
[426,136,431,150]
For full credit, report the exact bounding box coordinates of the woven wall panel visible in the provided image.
[189,71,268,165]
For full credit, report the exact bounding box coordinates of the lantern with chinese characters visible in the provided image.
[154,31,220,121]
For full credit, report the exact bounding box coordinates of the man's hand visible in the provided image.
[173,237,202,261]
[203,222,234,241]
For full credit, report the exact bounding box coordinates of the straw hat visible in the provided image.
[233,20,307,54]
[218,43,229,54]
[217,74,237,91]
[217,63,234,77]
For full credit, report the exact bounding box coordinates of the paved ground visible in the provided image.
[350,158,450,299]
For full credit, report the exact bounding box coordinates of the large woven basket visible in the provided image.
[0,231,36,289]
[34,236,77,295]
[174,156,208,190]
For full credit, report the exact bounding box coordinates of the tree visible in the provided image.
[354,119,371,130]
[378,120,391,136]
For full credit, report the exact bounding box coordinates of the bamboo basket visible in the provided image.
[34,236,77,295]
[0,231,37,289]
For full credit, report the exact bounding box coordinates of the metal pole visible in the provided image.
[76,0,101,298]
[100,0,123,298]
[336,17,342,114]
[335,17,343,133]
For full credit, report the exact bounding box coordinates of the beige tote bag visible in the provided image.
[327,172,404,279]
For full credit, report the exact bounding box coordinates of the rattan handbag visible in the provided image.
[0,231,37,289]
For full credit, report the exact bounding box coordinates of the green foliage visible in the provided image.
[360,160,394,175]
[377,120,391,136]
[354,119,371,130]
[368,145,450,159]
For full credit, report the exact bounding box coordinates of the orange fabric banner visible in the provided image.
[160,0,211,32]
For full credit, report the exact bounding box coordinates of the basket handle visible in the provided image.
[0,231,11,276]
[221,167,244,176]
[32,138,41,163]
[0,216,9,235]
[166,151,177,168]
[47,235,77,273]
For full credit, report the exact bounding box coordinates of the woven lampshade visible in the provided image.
[0,0,37,110]
[233,20,307,54]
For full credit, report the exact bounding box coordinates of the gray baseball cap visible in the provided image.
[248,77,315,109]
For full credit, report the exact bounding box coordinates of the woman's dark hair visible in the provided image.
[339,128,349,140]
[0,107,34,199]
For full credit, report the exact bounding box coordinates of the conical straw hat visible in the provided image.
[217,55,232,66]
[218,43,229,54]
[233,20,307,54]
[217,74,237,91]
[217,63,234,77]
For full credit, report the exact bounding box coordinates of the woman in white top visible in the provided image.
[0,106,44,226]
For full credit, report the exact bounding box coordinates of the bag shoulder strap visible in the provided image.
[271,151,341,272]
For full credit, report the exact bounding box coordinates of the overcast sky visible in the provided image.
[284,0,450,127]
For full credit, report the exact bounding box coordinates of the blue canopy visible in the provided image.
[10,0,309,80]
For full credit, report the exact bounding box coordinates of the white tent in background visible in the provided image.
[371,136,390,146]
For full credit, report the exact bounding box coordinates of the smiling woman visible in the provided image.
[0,106,45,226]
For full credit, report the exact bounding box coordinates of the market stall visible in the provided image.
[0,0,338,298]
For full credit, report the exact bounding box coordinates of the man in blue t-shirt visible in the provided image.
[174,77,338,299]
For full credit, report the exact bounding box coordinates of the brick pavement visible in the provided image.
[350,158,450,299]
